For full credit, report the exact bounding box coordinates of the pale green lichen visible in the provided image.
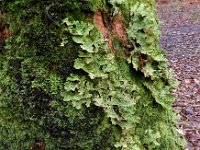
[61,1,186,149]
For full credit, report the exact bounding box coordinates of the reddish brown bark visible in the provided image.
[93,10,128,54]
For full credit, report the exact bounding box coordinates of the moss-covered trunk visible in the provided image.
[0,0,185,149]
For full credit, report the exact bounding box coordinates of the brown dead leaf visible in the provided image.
[179,87,186,92]
[189,0,200,4]
[197,89,200,94]
[184,79,191,84]
[193,79,200,84]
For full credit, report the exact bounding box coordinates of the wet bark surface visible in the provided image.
[157,0,200,149]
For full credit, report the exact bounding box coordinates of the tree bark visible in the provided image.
[0,0,186,149]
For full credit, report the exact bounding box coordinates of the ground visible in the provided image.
[157,0,200,149]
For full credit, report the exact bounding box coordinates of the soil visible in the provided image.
[157,0,200,149]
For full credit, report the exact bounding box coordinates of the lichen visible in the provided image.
[61,1,186,150]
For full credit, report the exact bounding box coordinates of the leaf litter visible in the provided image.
[157,0,200,149]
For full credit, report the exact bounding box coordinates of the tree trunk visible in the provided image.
[0,0,186,149]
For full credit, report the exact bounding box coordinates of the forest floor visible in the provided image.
[157,0,200,149]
